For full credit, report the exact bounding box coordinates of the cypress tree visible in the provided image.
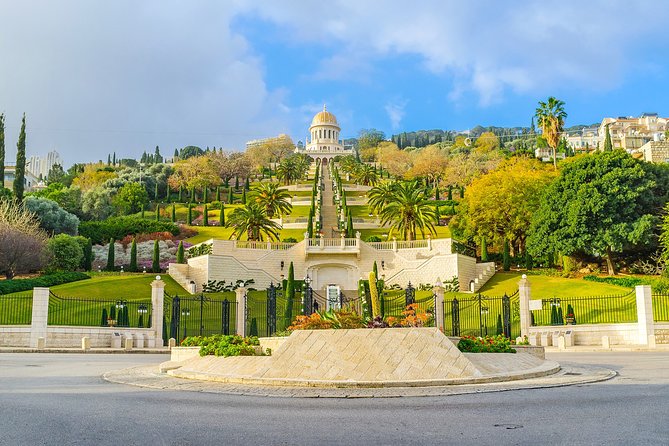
[604,124,613,151]
[129,238,138,272]
[171,204,176,222]
[447,185,453,201]
[347,211,354,237]
[122,306,129,327]
[481,236,488,262]
[112,152,116,166]
[154,182,159,201]
[235,176,239,190]
[106,238,115,271]
[109,305,116,323]
[219,202,225,226]
[502,239,511,271]
[550,305,558,325]
[215,186,220,202]
[187,204,193,225]
[203,186,208,203]
[155,203,160,221]
[241,188,246,204]
[245,177,250,190]
[101,308,108,327]
[176,241,185,264]
[138,313,144,328]
[152,240,160,273]
[178,186,183,203]
[83,238,93,271]
[108,154,111,165]
[434,185,440,200]
[203,204,209,226]
[373,261,379,282]
[190,186,195,203]
[141,203,145,219]
[228,187,233,204]
[525,249,533,270]
[496,314,503,335]
[0,113,5,185]
[13,113,26,200]
[284,262,295,328]
[307,212,313,238]
[459,186,465,199]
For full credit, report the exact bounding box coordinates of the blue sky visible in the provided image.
[1,1,669,164]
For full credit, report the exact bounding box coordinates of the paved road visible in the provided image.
[1,352,668,445]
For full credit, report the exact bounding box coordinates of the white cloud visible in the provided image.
[385,100,407,130]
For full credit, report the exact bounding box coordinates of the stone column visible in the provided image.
[635,285,654,345]
[30,287,50,348]
[518,275,532,338]
[235,287,247,337]
[433,283,445,333]
[427,235,432,251]
[393,237,398,252]
[151,277,165,348]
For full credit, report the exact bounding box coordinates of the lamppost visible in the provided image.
[181,307,191,339]
[137,304,148,328]
[481,305,489,336]
[405,282,415,306]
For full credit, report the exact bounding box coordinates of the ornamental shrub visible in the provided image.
[202,204,208,226]
[106,238,115,271]
[176,241,185,264]
[152,240,160,273]
[0,271,89,294]
[47,234,84,271]
[128,238,138,272]
[457,335,516,353]
[79,217,179,244]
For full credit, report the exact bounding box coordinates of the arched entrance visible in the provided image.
[308,263,358,291]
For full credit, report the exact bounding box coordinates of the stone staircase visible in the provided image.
[168,264,191,292]
[472,262,496,292]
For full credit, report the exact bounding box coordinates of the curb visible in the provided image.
[0,348,170,354]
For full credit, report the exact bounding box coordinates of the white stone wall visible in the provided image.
[0,326,31,347]
[0,326,156,348]
[528,324,639,346]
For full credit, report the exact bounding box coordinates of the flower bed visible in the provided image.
[457,335,516,353]
[180,334,262,357]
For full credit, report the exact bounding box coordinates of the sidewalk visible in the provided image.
[544,344,669,353]
[0,347,169,354]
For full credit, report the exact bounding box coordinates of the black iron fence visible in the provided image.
[0,293,33,325]
[164,293,237,343]
[652,293,669,322]
[246,286,301,338]
[443,291,519,339]
[531,291,637,326]
[48,292,151,328]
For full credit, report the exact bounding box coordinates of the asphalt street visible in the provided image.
[0,352,668,446]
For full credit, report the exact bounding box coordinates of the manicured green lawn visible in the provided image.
[476,272,631,297]
[48,273,188,299]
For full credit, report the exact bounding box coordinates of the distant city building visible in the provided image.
[566,127,599,151]
[598,113,668,152]
[639,140,669,163]
[28,150,63,180]
[245,133,293,151]
[2,164,41,191]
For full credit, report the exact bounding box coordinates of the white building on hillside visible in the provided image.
[295,105,353,161]
[28,150,63,179]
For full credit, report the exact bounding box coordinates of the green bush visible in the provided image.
[79,217,179,244]
[457,335,516,353]
[47,234,84,271]
[366,236,382,242]
[180,334,260,357]
[0,272,90,294]
[583,275,644,288]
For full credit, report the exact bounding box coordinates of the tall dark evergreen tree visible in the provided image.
[83,238,93,271]
[604,124,613,151]
[228,187,234,204]
[107,154,111,165]
[219,202,225,226]
[171,204,176,222]
[176,241,185,264]
[112,152,116,165]
[106,238,115,271]
[283,262,295,328]
[203,204,209,226]
[215,186,221,202]
[129,238,138,272]
[0,113,5,185]
[13,114,26,200]
[152,240,160,273]
[187,204,193,225]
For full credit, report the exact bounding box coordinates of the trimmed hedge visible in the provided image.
[79,217,179,244]
[583,275,644,288]
[0,272,90,295]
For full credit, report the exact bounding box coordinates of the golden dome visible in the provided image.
[311,105,339,127]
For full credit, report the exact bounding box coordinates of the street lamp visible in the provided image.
[181,308,191,339]
[481,305,489,336]
[303,275,313,315]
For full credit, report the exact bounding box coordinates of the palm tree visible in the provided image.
[352,164,378,186]
[535,97,567,168]
[249,183,292,218]
[367,181,397,214]
[378,181,437,241]
[225,204,281,241]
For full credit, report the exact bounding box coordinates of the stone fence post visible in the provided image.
[518,275,532,338]
[30,287,50,348]
[236,287,247,337]
[151,277,165,348]
[635,285,654,345]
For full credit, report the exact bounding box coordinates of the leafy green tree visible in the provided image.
[604,124,613,151]
[113,182,148,215]
[24,196,79,236]
[13,114,27,200]
[106,238,115,271]
[225,204,280,241]
[535,97,567,168]
[248,183,292,218]
[176,241,185,264]
[378,180,436,241]
[152,239,160,273]
[529,150,669,275]
[47,234,84,271]
[129,238,138,272]
[0,113,5,185]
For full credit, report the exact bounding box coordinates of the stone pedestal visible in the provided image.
[236,288,247,337]
[30,288,50,348]
[151,278,165,347]
[518,275,532,338]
